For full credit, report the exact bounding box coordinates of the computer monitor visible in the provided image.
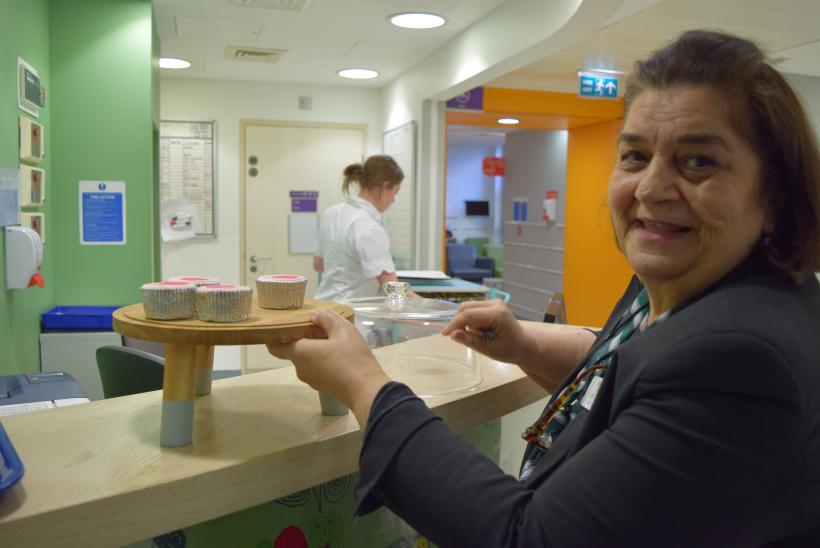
[465,200,490,216]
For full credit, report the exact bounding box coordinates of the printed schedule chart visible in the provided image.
[159,121,215,236]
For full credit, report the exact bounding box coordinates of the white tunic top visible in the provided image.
[314,195,396,301]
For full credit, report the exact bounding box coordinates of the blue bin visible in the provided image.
[41,306,121,331]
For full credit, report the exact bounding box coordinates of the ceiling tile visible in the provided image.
[175,16,263,41]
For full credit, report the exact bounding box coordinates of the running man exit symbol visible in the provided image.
[579,73,619,99]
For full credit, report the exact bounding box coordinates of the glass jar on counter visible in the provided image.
[344,282,482,397]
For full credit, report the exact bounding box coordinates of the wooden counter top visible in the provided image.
[0,322,570,547]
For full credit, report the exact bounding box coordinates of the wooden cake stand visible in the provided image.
[112,298,354,447]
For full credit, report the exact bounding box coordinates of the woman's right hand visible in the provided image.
[441,299,532,365]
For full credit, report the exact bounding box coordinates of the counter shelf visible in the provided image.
[0,322,576,547]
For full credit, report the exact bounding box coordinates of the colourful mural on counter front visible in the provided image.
[144,419,500,548]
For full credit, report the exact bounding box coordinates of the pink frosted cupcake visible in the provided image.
[140,281,196,320]
[168,276,220,287]
[256,274,307,310]
[196,284,252,322]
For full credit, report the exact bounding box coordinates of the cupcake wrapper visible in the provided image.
[141,288,196,320]
[257,280,307,310]
[197,289,252,322]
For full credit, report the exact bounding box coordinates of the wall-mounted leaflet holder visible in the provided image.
[542,190,559,223]
[20,212,45,244]
[18,57,44,118]
[19,117,44,163]
[5,226,44,289]
[19,166,45,207]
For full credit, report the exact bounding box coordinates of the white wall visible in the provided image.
[446,145,499,242]
[159,77,382,369]
[787,73,820,136]
[783,73,820,282]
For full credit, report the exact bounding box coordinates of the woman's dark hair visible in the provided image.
[342,155,404,194]
[624,29,820,280]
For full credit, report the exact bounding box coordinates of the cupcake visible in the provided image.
[140,281,196,320]
[196,284,253,322]
[167,276,220,287]
[256,274,307,310]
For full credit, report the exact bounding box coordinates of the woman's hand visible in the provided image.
[266,309,391,427]
[441,299,533,366]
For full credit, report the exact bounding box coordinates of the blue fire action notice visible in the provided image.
[79,181,126,245]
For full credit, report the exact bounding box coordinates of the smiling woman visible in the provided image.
[266,30,820,547]
[609,86,772,319]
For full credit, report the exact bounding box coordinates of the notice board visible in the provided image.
[159,120,216,236]
[382,121,415,269]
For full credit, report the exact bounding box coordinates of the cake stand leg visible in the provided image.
[194,344,215,396]
[160,342,198,447]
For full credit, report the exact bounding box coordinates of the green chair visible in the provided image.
[484,244,504,277]
[464,238,490,255]
[96,345,165,398]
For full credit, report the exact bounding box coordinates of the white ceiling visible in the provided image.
[490,0,820,91]
[153,0,508,86]
[153,0,820,146]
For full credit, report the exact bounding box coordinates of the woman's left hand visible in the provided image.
[266,309,391,426]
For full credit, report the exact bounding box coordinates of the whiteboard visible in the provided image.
[289,213,318,254]
[382,121,415,269]
[159,120,216,236]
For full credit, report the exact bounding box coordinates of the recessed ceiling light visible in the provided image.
[159,57,191,69]
[498,118,520,125]
[337,68,379,79]
[390,12,446,29]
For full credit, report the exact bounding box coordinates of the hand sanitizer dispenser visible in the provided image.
[5,226,44,289]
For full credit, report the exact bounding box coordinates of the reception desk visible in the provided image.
[0,322,568,547]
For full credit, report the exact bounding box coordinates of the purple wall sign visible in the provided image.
[291,199,317,212]
[445,87,484,111]
[290,190,319,212]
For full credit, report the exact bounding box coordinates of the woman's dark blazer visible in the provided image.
[355,252,820,547]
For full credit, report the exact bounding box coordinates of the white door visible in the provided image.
[242,122,366,373]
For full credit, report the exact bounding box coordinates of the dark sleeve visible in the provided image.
[355,335,803,548]
[355,382,540,547]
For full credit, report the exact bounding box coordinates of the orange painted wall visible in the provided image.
[565,119,633,327]
[445,88,633,325]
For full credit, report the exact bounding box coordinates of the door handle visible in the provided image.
[250,255,271,263]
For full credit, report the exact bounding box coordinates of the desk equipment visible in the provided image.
[0,371,89,417]
[345,282,481,398]
[0,421,24,494]
[405,277,489,302]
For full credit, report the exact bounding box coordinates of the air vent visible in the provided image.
[229,0,310,10]
[225,46,288,63]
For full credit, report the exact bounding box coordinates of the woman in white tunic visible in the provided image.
[313,155,403,301]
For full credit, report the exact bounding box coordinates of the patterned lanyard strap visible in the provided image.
[521,289,666,460]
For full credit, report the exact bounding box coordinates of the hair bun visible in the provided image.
[343,163,365,178]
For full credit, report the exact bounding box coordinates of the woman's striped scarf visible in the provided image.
[519,289,669,481]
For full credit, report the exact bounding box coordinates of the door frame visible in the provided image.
[238,119,368,372]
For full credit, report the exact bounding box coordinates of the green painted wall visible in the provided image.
[0,0,55,374]
[50,0,158,304]
[0,0,156,375]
